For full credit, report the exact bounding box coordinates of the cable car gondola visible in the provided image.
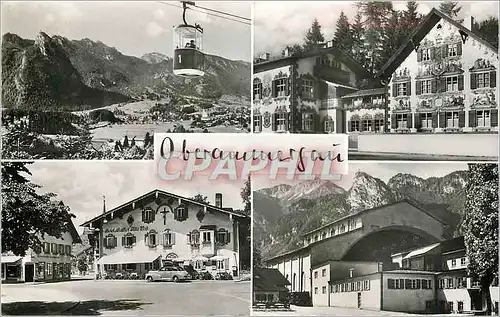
[173,1,205,78]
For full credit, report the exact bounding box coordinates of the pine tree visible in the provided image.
[303,18,325,52]
[402,1,422,37]
[462,164,498,315]
[333,11,352,53]
[381,10,403,69]
[439,1,463,23]
[351,10,368,70]
[473,17,499,48]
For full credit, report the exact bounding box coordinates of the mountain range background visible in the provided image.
[254,170,468,259]
[2,32,251,111]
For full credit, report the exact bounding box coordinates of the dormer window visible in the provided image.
[145,230,158,248]
[104,234,117,249]
[216,228,231,245]
[142,207,155,224]
[174,205,188,221]
[122,233,135,248]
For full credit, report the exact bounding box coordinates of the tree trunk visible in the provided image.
[482,277,492,314]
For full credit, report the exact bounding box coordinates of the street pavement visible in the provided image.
[253,305,475,316]
[1,279,250,315]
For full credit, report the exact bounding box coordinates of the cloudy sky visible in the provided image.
[26,161,247,234]
[254,1,499,57]
[1,1,251,61]
[252,162,469,190]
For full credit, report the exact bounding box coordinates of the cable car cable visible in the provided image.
[191,3,251,22]
[155,1,250,25]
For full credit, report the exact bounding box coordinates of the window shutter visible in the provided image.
[414,113,421,129]
[144,233,148,245]
[470,73,477,90]
[491,109,498,127]
[430,47,435,60]
[391,114,397,129]
[416,81,421,95]
[469,110,476,128]
[490,71,497,88]
[122,236,125,247]
[459,111,465,128]
[272,80,276,98]
[388,278,394,289]
[297,112,303,132]
[392,83,397,97]
[187,232,191,244]
[439,112,446,128]
[286,77,290,96]
[103,238,108,249]
[417,49,422,62]
[457,41,462,56]
[314,114,320,133]
[432,112,438,128]
[142,209,146,222]
[226,231,231,243]
[442,44,448,58]
[458,75,464,91]
[152,211,156,222]
[284,112,289,131]
[431,78,437,93]
[440,78,447,92]
[347,120,351,132]
[407,81,411,95]
[271,113,277,131]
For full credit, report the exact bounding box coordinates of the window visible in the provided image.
[350,120,360,132]
[349,269,354,278]
[397,82,408,96]
[447,278,454,288]
[65,245,71,256]
[457,277,466,288]
[426,301,432,309]
[44,242,50,254]
[446,76,459,91]
[477,72,491,88]
[451,259,456,267]
[446,111,459,128]
[253,115,262,132]
[321,232,326,239]
[202,231,212,244]
[302,113,314,131]
[477,110,491,127]
[142,207,155,223]
[322,269,326,277]
[330,228,336,236]
[362,120,371,132]
[422,48,431,61]
[439,279,445,289]
[364,280,370,290]
[421,112,433,128]
[448,44,458,57]
[324,120,334,133]
[374,119,384,132]
[147,231,157,247]
[356,281,361,291]
[322,286,327,294]
[302,79,314,99]
[458,301,464,312]
[216,228,230,244]
[174,205,187,221]
[276,112,287,131]
[397,114,408,129]
[104,234,117,249]
[340,224,346,233]
[314,235,318,242]
[122,233,135,248]
[421,80,432,94]
[449,302,454,312]
[188,230,200,245]
[51,243,57,254]
[123,263,137,270]
[460,257,466,266]
[253,81,262,100]
[274,78,287,97]
[314,271,318,279]
[163,230,175,246]
[58,244,64,254]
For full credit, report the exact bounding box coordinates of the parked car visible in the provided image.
[145,266,191,282]
[214,272,233,280]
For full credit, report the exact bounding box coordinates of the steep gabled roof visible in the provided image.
[378,8,498,80]
[253,267,291,292]
[80,189,249,228]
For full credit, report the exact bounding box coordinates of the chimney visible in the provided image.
[102,196,106,214]
[464,16,475,30]
[284,47,290,57]
[259,53,270,61]
[215,193,222,208]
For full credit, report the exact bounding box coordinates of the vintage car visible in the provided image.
[145,266,191,282]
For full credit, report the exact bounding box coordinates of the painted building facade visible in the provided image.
[82,190,249,279]
[253,44,374,134]
[1,212,81,283]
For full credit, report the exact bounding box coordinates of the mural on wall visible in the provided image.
[262,73,272,99]
[263,111,271,128]
[346,96,385,111]
[471,90,497,108]
[392,99,411,112]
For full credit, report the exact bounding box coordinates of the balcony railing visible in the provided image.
[313,65,351,86]
[319,98,338,109]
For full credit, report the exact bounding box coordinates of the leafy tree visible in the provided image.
[303,19,325,52]
[241,175,251,215]
[281,44,304,57]
[462,164,498,315]
[439,1,463,23]
[78,256,88,274]
[333,11,352,53]
[473,17,499,49]
[191,194,209,204]
[2,162,76,256]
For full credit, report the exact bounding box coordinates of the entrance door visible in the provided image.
[25,264,34,282]
[357,292,361,309]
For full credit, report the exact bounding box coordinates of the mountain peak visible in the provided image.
[141,52,171,64]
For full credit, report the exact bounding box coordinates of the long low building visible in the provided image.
[264,202,499,314]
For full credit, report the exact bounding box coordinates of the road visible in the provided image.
[2,279,250,315]
[253,305,473,316]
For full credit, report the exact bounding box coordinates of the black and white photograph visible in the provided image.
[1,1,251,160]
[252,1,499,160]
[1,161,251,315]
[252,162,498,316]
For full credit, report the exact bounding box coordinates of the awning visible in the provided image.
[97,250,160,265]
[1,256,22,264]
[193,255,209,261]
[210,255,229,261]
[403,243,440,260]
